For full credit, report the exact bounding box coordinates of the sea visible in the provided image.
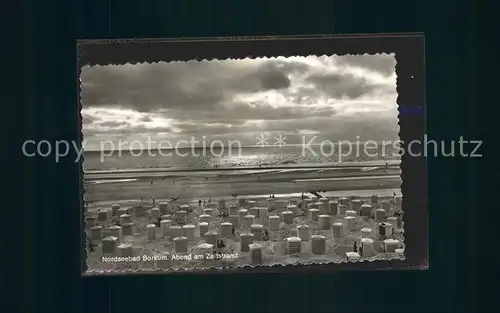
[83,144,400,172]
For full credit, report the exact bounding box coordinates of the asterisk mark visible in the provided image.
[274,133,287,147]
[256,133,269,147]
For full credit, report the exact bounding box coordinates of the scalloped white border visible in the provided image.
[79,53,404,275]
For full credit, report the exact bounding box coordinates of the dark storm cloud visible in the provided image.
[259,69,290,89]
[336,54,396,77]
[80,55,398,147]
[137,116,153,122]
[305,72,384,99]
[80,57,393,118]
[80,59,296,113]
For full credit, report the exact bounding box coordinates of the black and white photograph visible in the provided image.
[79,36,426,275]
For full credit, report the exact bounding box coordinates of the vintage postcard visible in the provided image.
[78,34,427,275]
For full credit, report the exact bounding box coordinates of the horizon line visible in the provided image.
[83,141,400,152]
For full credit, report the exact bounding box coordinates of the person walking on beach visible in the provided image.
[203,199,206,205]
[198,199,202,207]
[208,197,211,204]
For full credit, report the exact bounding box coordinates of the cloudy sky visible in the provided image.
[80,54,399,150]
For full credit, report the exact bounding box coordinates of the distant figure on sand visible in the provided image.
[203,199,206,205]
[232,227,235,236]
[208,197,211,203]
[198,200,202,207]
[172,180,175,185]
[151,180,153,185]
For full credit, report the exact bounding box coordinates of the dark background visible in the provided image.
[15,0,490,312]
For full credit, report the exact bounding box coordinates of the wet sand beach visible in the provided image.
[85,161,401,205]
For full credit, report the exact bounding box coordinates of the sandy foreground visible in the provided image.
[84,161,403,273]
[85,175,404,273]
